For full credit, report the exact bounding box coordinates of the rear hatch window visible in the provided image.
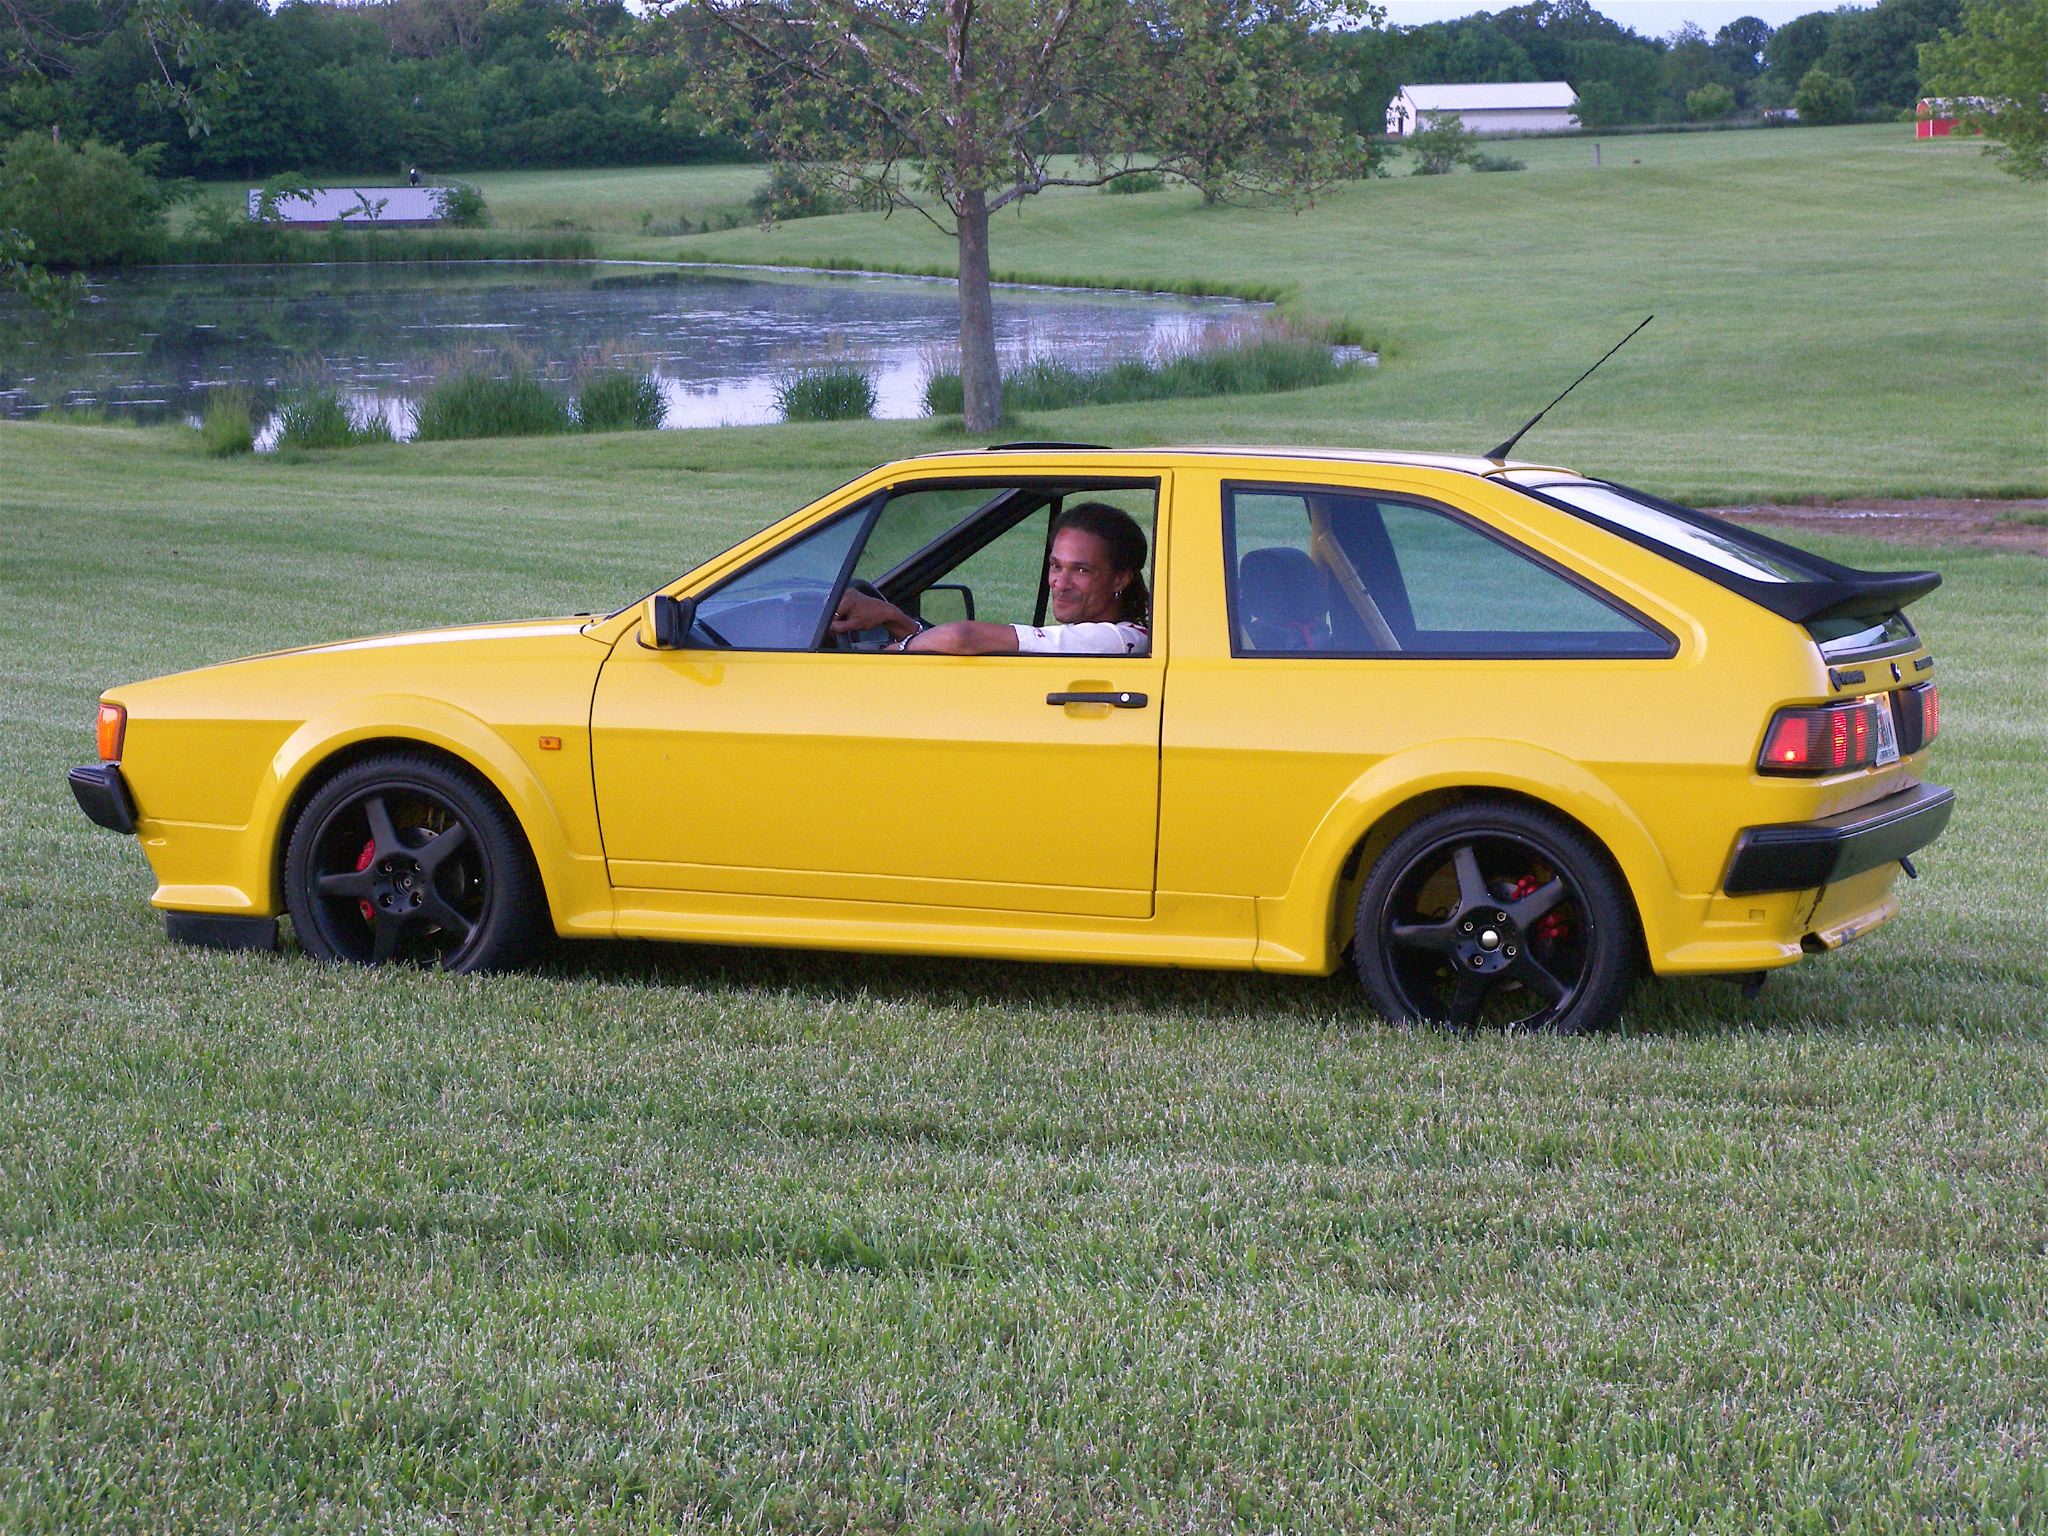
[1499,474,1932,658]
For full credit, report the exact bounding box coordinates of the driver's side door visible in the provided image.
[587,475,1166,919]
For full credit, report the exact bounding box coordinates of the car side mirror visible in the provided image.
[919,583,974,626]
[639,593,696,650]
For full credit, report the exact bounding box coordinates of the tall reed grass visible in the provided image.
[198,388,256,456]
[413,371,573,441]
[774,364,877,422]
[575,369,667,433]
[922,321,1354,418]
[274,386,393,450]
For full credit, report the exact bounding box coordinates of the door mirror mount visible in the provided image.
[640,593,696,650]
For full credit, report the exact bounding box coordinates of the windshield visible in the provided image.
[1506,477,1822,585]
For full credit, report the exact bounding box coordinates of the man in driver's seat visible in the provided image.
[830,503,1150,655]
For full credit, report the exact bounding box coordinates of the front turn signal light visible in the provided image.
[96,701,126,761]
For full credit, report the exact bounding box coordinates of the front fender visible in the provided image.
[1253,738,1682,973]
[159,695,613,937]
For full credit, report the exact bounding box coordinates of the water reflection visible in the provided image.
[0,261,1264,437]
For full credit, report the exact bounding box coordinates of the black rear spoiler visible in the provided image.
[1762,569,1942,626]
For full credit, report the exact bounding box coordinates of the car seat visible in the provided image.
[1238,546,1332,652]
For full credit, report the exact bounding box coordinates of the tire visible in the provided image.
[1353,802,1636,1034]
[284,752,545,973]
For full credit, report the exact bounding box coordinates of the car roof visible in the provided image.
[901,444,1579,478]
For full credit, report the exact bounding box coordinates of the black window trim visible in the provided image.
[1221,480,1679,662]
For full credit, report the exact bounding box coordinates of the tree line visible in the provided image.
[0,0,739,177]
[1325,0,1968,133]
[0,0,1984,184]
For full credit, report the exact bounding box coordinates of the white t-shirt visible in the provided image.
[1011,621,1150,655]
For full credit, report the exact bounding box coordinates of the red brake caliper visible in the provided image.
[355,838,376,924]
[1506,873,1569,944]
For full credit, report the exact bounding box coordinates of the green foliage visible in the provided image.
[275,385,390,450]
[1921,0,2048,180]
[774,365,878,423]
[1408,114,1479,176]
[197,389,255,457]
[0,229,88,322]
[414,370,574,441]
[1816,0,1964,109]
[575,370,666,433]
[1571,81,1627,131]
[747,164,846,222]
[1687,82,1737,121]
[1795,67,1859,124]
[434,181,490,228]
[1102,171,1168,194]
[1472,152,1528,173]
[924,327,1351,416]
[0,133,166,267]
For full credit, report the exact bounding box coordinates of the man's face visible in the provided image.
[1046,528,1125,625]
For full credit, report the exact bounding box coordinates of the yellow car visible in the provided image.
[70,445,1953,1032]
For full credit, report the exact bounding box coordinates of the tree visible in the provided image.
[1794,64,1857,122]
[1766,11,1836,92]
[613,0,1374,431]
[1714,15,1773,78]
[1406,111,1478,173]
[1816,0,1962,109]
[0,132,168,266]
[1921,0,2048,180]
[1687,82,1736,120]
[0,0,236,316]
[1571,79,1626,129]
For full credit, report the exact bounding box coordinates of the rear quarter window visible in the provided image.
[1223,485,1673,659]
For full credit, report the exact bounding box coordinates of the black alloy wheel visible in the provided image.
[284,753,543,973]
[1354,803,1636,1034]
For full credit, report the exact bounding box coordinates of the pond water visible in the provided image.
[0,261,1266,439]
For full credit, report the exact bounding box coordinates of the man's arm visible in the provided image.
[907,621,1021,654]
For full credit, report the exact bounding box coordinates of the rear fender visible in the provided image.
[1255,739,1679,973]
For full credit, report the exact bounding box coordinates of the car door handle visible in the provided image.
[1046,691,1149,708]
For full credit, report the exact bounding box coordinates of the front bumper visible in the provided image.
[69,763,137,834]
[1724,782,1955,897]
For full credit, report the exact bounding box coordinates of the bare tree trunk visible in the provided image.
[955,188,1002,433]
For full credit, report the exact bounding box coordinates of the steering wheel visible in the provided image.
[832,577,899,651]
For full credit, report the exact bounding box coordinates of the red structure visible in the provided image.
[1917,98,1986,138]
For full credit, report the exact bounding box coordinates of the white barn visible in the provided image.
[1385,83,1579,138]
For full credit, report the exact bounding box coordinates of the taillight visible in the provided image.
[1758,700,1883,776]
[96,701,126,761]
[1892,681,1941,754]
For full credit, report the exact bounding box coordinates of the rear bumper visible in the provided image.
[69,763,137,834]
[1724,782,1954,897]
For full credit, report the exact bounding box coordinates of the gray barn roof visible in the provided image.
[1399,82,1578,111]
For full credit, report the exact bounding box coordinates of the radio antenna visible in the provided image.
[1485,315,1653,463]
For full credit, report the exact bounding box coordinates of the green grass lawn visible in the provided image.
[1,416,2043,1533]
[9,123,2045,1530]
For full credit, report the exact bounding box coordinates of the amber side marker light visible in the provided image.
[96,702,127,762]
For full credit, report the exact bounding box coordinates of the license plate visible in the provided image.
[1864,694,1900,765]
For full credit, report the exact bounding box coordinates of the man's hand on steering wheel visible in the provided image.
[830,581,913,650]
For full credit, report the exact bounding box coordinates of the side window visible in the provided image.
[853,481,1159,629]
[941,503,1051,623]
[1225,486,1669,658]
[690,505,870,651]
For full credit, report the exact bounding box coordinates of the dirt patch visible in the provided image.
[1706,498,2048,557]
